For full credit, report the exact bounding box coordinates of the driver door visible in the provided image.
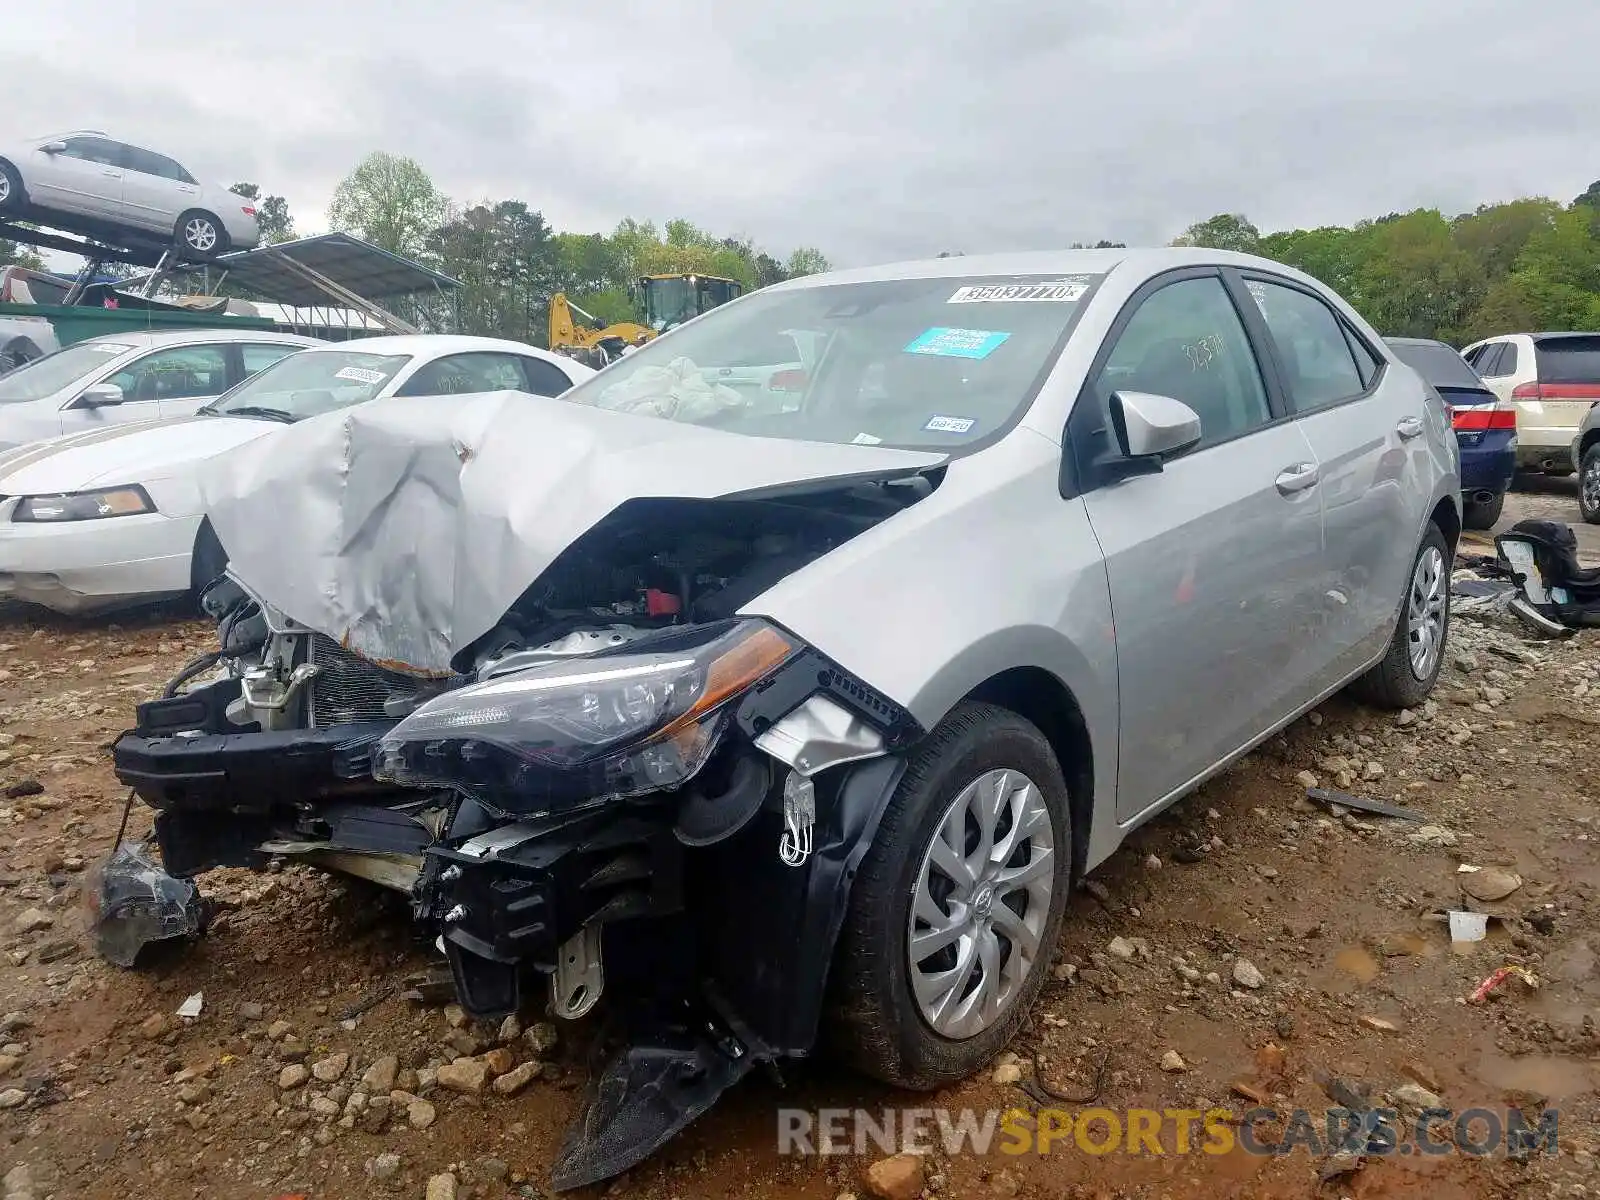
[1068,270,1327,819]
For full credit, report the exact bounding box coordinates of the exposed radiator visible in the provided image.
[307,634,425,727]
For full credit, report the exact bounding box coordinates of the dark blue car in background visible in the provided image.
[1387,336,1516,530]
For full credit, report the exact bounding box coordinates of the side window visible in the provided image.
[1094,275,1271,449]
[123,146,164,178]
[162,155,196,185]
[241,344,299,377]
[519,355,575,397]
[61,137,121,167]
[1344,327,1383,389]
[105,345,230,402]
[1247,279,1366,412]
[396,352,526,397]
[1496,342,1519,377]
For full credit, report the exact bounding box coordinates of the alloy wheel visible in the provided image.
[1584,457,1600,516]
[0,175,10,205]
[1406,544,1446,679]
[184,217,218,253]
[907,768,1055,1040]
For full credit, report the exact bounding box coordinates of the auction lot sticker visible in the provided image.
[948,279,1091,303]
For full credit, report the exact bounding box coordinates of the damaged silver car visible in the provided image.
[113,249,1460,1188]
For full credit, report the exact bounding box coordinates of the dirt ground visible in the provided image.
[2,488,1598,1200]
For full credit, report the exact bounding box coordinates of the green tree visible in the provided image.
[328,152,446,261]
[229,182,295,244]
[428,199,563,344]
[784,246,830,277]
[0,238,44,271]
[1172,213,1260,253]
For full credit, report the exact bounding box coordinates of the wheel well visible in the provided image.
[963,666,1093,880]
[1581,429,1600,461]
[1430,495,1461,554]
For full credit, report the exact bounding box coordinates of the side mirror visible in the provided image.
[78,383,126,409]
[1109,390,1202,467]
[41,141,66,154]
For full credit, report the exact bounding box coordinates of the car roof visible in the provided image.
[763,246,1316,290]
[1384,336,1455,350]
[80,328,320,349]
[294,334,570,362]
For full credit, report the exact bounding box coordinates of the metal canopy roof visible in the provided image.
[212,233,461,306]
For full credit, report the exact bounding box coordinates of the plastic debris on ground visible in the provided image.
[1448,910,1489,947]
[176,992,204,1018]
[91,841,207,968]
[1467,965,1538,1004]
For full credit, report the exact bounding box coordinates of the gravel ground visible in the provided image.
[1,490,1597,1200]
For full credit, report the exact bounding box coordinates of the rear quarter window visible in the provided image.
[1535,336,1600,385]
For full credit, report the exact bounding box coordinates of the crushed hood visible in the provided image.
[200,390,945,673]
[0,415,275,494]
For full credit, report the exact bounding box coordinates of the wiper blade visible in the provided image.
[219,405,296,424]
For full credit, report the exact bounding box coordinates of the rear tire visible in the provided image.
[1463,491,1504,531]
[1580,446,1600,525]
[0,160,22,213]
[1348,524,1450,710]
[176,210,227,258]
[828,703,1072,1090]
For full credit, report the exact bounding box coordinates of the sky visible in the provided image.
[6,0,1599,268]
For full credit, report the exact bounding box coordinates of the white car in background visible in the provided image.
[0,329,318,452]
[1461,332,1600,475]
[0,335,596,615]
[0,131,261,257]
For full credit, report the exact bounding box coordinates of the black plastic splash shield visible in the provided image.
[550,1000,762,1191]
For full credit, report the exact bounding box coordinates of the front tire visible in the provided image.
[176,211,227,258]
[1580,446,1600,525]
[1463,491,1504,531]
[828,703,1072,1090]
[1348,524,1450,710]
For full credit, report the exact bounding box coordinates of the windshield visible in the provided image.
[566,274,1100,450]
[643,278,698,331]
[0,340,133,404]
[206,349,410,421]
[1386,340,1484,390]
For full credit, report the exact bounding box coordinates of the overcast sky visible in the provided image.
[7,0,1598,267]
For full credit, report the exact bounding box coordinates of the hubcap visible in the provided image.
[907,768,1055,1040]
[185,218,217,251]
[0,175,10,203]
[1584,459,1600,514]
[1406,545,1446,679]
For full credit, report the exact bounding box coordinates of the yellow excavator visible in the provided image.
[549,273,743,367]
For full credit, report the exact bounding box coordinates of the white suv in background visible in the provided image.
[0,131,260,258]
[1461,333,1600,475]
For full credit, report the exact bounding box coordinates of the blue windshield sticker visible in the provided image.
[904,327,1010,360]
[924,414,977,434]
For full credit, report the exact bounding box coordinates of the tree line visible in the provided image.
[1173,181,1600,346]
[317,151,830,346]
[9,153,1600,352]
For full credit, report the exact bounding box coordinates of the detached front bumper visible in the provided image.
[0,510,198,613]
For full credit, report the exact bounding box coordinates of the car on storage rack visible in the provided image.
[0,328,317,452]
[1461,332,1600,476]
[0,335,594,615]
[1386,336,1515,530]
[113,248,1460,1191]
[0,131,261,259]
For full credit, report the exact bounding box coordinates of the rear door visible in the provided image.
[1069,270,1326,819]
[1241,273,1430,689]
[119,144,193,233]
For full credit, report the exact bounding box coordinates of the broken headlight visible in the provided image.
[373,619,797,814]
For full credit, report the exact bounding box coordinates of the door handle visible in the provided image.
[1396,416,1424,439]
[1275,463,1320,495]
